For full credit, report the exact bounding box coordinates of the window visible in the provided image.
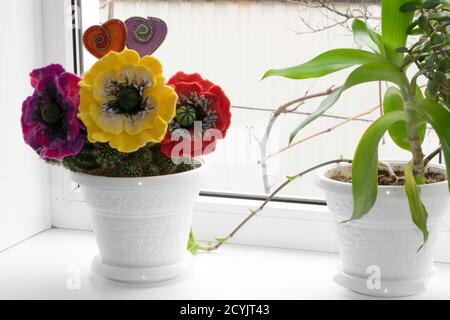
[78,0,441,201]
[48,0,449,260]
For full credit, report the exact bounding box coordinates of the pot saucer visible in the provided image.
[333,266,432,298]
[91,251,193,283]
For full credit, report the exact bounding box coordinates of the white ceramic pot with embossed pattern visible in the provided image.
[316,161,449,297]
[71,159,205,283]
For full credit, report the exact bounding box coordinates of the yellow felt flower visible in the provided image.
[78,49,177,153]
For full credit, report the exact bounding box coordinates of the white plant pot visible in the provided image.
[71,160,205,283]
[316,161,449,297]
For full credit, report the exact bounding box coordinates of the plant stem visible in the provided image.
[379,161,398,183]
[259,86,339,192]
[203,158,353,252]
[405,100,426,181]
[409,137,426,173]
[424,146,442,166]
[261,103,381,162]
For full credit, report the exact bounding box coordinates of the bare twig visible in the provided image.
[379,161,398,183]
[108,1,115,20]
[259,86,339,192]
[294,17,351,35]
[286,0,380,34]
[424,146,442,166]
[203,158,353,252]
[318,0,360,19]
[261,102,381,162]
[100,0,113,9]
[100,0,115,20]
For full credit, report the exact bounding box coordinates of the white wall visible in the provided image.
[0,0,52,251]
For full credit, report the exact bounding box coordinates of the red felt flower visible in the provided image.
[161,72,231,158]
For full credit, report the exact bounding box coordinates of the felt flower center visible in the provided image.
[40,103,62,125]
[117,87,140,112]
[175,105,197,127]
[102,78,155,118]
[173,92,217,131]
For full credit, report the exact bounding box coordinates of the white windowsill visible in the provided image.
[1,229,450,300]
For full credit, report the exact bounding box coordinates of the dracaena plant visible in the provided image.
[262,0,450,246]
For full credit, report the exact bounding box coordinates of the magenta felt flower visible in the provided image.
[21,64,84,160]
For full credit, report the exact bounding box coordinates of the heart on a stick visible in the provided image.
[125,17,167,57]
[83,19,127,59]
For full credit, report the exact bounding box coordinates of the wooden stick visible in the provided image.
[260,103,381,163]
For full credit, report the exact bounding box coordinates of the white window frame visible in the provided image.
[46,0,450,263]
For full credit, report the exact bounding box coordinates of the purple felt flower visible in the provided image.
[21,64,84,160]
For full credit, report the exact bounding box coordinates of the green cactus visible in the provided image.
[143,165,160,177]
[175,159,196,173]
[121,161,144,177]
[63,143,100,173]
[151,147,178,175]
[135,147,153,166]
[62,141,195,177]
[94,143,124,168]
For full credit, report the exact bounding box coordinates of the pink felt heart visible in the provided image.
[125,17,167,57]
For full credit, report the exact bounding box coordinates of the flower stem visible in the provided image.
[198,158,353,252]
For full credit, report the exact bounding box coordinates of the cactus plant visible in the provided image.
[62,142,195,177]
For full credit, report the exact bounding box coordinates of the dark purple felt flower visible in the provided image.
[21,64,84,160]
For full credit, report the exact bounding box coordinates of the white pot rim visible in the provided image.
[70,158,206,189]
[315,160,448,194]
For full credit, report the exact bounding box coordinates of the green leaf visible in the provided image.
[289,62,409,143]
[428,12,450,22]
[215,237,229,244]
[413,99,450,191]
[383,87,426,151]
[395,47,409,53]
[262,49,386,80]
[404,163,429,249]
[400,1,422,12]
[438,58,450,71]
[406,19,420,34]
[423,0,440,9]
[188,229,206,255]
[408,27,425,35]
[418,15,432,34]
[428,79,439,98]
[382,0,415,65]
[431,33,445,46]
[348,111,407,222]
[352,19,385,54]
[435,71,446,83]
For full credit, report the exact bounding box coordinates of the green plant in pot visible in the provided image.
[260,0,450,297]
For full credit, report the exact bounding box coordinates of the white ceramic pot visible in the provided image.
[71,160,205,283]
[316,161,449,297]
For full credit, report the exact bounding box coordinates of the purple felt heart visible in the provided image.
[125,16,167,57]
